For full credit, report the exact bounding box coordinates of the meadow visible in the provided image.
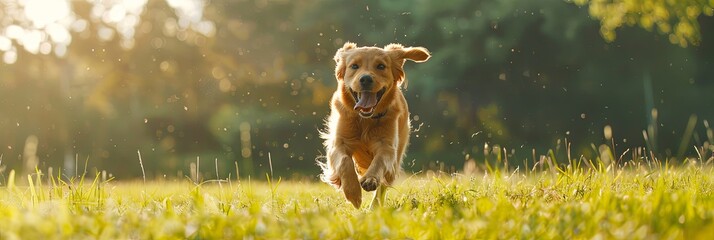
[1,157,714,239]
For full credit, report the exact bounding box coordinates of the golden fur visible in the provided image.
[318,42,430,208]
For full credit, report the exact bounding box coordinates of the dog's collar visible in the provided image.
[371,110,387,120]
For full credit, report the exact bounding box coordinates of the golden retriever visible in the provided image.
[318,42,430,209]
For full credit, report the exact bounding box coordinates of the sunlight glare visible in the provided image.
[22,0,71,28]
[89,0,148,47]
[3,49,17,64]
[166,0,205,25]
[0,36,11,51]
[19,29,41,54]
[166,0,215,37]
[46,23,71,45]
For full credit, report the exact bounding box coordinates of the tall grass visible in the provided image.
[1,154,713,238]
[1,121,714,238]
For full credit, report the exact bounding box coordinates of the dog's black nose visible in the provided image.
[359,75,373,89]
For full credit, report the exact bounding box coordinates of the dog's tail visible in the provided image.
[316,155,341,188]
[317,122,342,188]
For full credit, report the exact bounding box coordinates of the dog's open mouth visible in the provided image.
[351,87,386,118]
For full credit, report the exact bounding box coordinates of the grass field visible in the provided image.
[1,161,714,239]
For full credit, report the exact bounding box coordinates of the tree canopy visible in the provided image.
[570,0,714,46]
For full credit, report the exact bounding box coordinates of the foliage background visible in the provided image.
[1,0,713,179]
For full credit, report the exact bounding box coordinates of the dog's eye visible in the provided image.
[350,64,359,70]
[377,64,386,70]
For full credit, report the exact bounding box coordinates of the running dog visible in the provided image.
[318,42,430,208]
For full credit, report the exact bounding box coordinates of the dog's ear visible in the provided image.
[386,43,430,88]
[334,42,356,81]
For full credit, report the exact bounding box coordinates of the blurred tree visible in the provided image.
[1,0,712,179]
[569,0,714,47]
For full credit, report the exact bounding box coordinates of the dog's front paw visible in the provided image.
[359,176,379,192]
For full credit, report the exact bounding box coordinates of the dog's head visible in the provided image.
[333,42,430,118]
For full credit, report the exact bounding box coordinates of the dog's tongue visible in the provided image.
[354,92,378,110]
